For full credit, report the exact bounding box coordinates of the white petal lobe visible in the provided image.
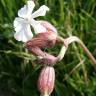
[33,24,46,34]
[31,5,49,18]
[14,18,33,42]
[18,5,28,18]
[27,0,35,15]
[31,20,46,34]
[31,19,46,34]
[18,1,35,18]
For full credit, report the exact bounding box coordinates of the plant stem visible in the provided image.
[57,45,67,61]
[57,36,96,66]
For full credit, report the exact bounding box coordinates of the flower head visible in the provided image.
[13,0,49,42]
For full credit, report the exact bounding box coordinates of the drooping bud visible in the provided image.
[33,52,58,66]
[41,21,57,33]
[38,66,55,96]
[41,21,57,45]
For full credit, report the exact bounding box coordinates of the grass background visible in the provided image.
[0,0,96,96]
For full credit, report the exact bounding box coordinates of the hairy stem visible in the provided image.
[57,36,96,66]
[57,45,67,61]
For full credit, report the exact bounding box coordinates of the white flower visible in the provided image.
[14,0,49,42]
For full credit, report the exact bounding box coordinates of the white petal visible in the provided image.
[27,1,35,15]
[13,18,33,42]
[33,24,46,34]
[14,18,25,32]
[31,5,49,18]
[18,0,35,18]
[31,20,46,34]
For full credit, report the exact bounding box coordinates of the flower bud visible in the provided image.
[33,52,58,66]
[41,21,57,33]
[38,66,55,96]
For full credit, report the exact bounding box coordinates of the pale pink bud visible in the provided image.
[41,21,57,44]
[33,52,58,66]
[38,66,55,96]
[41,21,57,33]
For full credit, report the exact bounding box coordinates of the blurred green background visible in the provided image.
[0,0,96,96]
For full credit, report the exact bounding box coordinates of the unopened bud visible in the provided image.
[41,21,57,33]
[38,66,55,96]
[34,52,58,66]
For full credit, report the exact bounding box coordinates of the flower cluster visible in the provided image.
[13,1,96,96]
[13,1,56,96]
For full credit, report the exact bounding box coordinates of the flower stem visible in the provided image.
[57,45,67,61]
[41,91,49,96]
[57,36,96,66]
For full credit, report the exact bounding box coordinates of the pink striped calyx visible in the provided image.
[38,66,55,96]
